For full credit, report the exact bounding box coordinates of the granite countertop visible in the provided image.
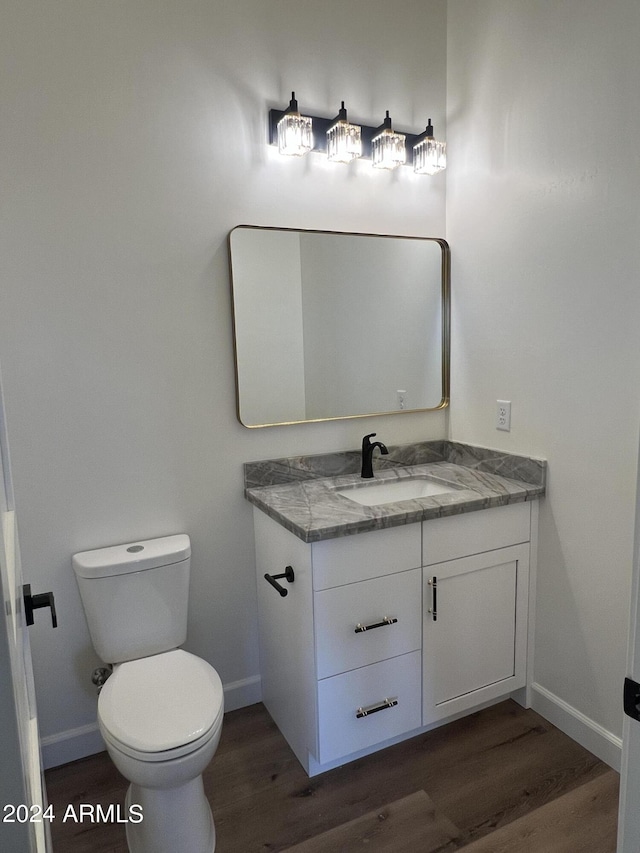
[244,441,546,543]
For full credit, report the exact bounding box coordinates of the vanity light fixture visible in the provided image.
[326,102,362,164]
[413,119,447,175]
[268,95,445,175]
[371,111,407,170]
[276,92,313,157]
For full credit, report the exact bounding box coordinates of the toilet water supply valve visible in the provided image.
[92,666,112,693]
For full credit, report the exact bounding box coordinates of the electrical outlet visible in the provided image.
[397,389,407,410]
[496,400,511,431]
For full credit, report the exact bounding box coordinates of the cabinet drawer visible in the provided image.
[423,502,530,566]
[312,524,421,590]
[317,651,421,764]
[315,569,421,679]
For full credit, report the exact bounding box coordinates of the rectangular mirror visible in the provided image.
[229,226,450,428]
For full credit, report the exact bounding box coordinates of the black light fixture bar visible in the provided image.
[268,107,424,165]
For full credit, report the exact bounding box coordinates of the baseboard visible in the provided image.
[41,722,105,770]
[531,682,622,771]
[222,673,262,711]
[41,674,263,769]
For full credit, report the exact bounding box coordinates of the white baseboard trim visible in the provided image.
[222,674,262,712]
[41,674,263,769]
[531,682,622,771]
[41,722,105,770]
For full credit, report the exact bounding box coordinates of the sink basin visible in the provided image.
[335,477,458,506]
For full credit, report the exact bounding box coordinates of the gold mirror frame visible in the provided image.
[228,225,450,428]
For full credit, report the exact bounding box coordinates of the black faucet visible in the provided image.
[361,433,389,478]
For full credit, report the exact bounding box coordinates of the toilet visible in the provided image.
[72,534,223,853]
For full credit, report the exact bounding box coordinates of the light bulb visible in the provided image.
[371,111,406,170]
[277,92,313,157]
[326,103,362,164]
[413,120,446,175]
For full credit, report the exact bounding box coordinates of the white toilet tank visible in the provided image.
[72,534,191,664]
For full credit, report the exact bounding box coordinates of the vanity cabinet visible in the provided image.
[253,500,534,776]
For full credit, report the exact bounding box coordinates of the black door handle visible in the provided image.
[23,584,57,628]
[624,677,640,722]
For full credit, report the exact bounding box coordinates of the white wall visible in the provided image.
[0,0,448,764]
[447,0,640,750]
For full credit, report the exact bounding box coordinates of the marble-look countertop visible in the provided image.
[245,442,546,543]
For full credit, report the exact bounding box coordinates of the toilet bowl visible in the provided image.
[98,650,224,853]
[72,534,223,853]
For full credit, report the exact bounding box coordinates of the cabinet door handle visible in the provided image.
[428,576,437,621]
[264,565,295,597]
[356,697,398,718]
[354,616,398,634]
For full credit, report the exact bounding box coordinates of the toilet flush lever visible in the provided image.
[23,584,58,628]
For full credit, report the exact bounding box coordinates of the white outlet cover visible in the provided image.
[496,400,511,431]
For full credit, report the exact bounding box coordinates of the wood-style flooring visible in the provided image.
[44,699,619,852]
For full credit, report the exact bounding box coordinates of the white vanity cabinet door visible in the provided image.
[314,568,421,679]
[317,651,422,764]
[422,543,530,725]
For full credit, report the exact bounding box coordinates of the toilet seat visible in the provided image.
[100,716,221,763]
[98,649,224,760]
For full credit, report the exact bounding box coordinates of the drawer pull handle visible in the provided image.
[428,576,438,621]
[356,697,398,719]
[354,616,398,633]
[264,565,295,597]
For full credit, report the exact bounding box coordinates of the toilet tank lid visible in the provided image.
[72,534,191,579]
